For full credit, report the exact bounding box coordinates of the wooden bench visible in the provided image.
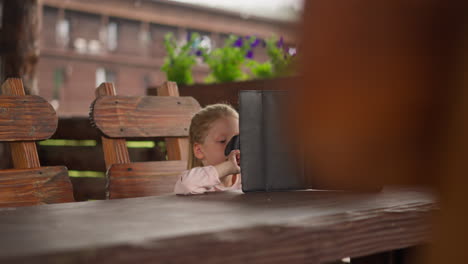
[0,78,74,207]
[90,81,201,199]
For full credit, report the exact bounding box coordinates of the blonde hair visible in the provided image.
[187,103,239,169]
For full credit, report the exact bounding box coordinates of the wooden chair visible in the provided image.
[0,78,74,207]
[90,81,201,199]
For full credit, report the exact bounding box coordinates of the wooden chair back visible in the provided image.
[90,82,201,199]
[0,78,74,207]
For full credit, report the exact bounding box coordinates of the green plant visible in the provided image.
[200,35,256,83]
[267,36,297,76]
[161,32,200,85]
[247,60,275,79]
[248,36,297,79]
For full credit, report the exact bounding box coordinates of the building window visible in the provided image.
[96,68,116,87]
[143,75,152,89]
[139,26,151,48]
[107,22,118,51]
[51,68,65,110]
[53,68,65,100]
[56,18,70,47]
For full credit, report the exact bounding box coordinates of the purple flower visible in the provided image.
[233,37,243,47]
[195,50,203,56]
[246,50,254,59]
[277,36,284,48]
[186,32,192,42]
[251,39,260,48]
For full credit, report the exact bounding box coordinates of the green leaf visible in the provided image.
[160,32,200,85]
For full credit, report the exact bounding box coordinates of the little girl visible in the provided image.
[174,104,241,195]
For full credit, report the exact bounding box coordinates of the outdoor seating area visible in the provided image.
[0,78,440,263]
[0,0,467,263]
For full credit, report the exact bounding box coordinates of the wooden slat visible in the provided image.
[0,166,74,207]
[1,78,26,95]
[101,136,131,171]
[107,160,186,199]
[8,143,41,170]
[2,78,41,169]
[91,96,200,138]
[157,81,180,97]
[94,83,130,170]
[157,81,190,161]
[0,96,58,141]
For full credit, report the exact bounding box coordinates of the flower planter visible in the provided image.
[148,76,298,108]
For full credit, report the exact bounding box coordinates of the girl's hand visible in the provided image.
[227,149,240,169]
[214,150,240,178]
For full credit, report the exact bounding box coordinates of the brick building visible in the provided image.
[37,0,297,116]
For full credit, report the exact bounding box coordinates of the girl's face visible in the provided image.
[194,116,239,166]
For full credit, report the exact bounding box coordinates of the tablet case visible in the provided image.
[239,90,312,192]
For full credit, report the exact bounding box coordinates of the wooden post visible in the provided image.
[1,78,40,169]
[95,83,130,170]
[0,0,39,95]
[157,81,189,161]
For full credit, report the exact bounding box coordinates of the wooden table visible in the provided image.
[0,187,435,264]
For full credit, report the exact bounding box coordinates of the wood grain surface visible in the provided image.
[2,78,48,169]
[91,96,200,138]
[107,160,186,199]
[156,81,194,161]
[94,83,130,170]
[0,96,57,141]
[0,187,435,263]
[0,166,74,207]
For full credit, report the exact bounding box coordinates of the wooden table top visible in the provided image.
[0,187,435,264]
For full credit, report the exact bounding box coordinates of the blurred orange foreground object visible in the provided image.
[293,1,468,263]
